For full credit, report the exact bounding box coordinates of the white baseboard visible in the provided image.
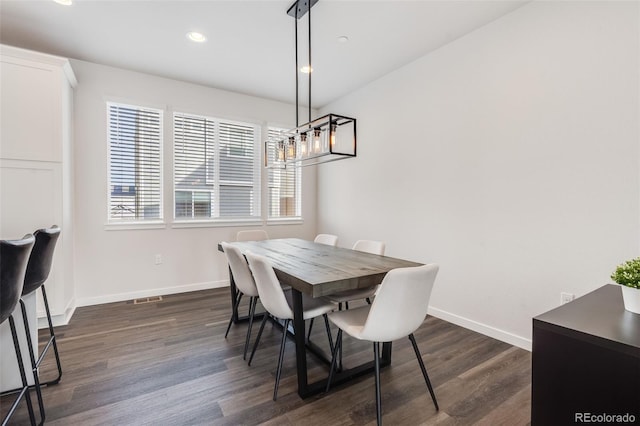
[428,306,532,352]
[75,280,229,308]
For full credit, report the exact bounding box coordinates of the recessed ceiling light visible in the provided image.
[337,36,349,44]
[186,32,206,43]
[300,65,313,74]
[53,0,73,5]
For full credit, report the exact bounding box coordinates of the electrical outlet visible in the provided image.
[560,292,575,305]
[155,254,162,265]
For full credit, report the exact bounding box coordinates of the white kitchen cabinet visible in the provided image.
[1,45,76,389]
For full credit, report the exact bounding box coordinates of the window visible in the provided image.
[267,127,301,219]
[174,113,260,220]
[107,102,162,222]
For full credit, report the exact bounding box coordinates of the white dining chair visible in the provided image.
[325,263,440,426]
[326,240,386,309]
[236,229,269,242]
[307,239,385,341]
[245,252,336,400]
[221,242,261,361]
[314,234,338,246]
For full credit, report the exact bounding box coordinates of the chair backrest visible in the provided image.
[23,225,61,296]
[359,264,439,342]
[220,242,259,297]
[1,235,35,324]
[236,230,269,242]
[245,252,293,320]
[352,240,385,256]
[314,234,338,247]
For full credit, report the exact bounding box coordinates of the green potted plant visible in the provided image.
[611,257,640,314]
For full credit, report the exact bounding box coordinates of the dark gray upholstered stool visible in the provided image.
[1,234,37,426]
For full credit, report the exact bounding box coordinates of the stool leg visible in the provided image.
[20,299,45,423]
[40,285,62,386]
[4,315,37,426]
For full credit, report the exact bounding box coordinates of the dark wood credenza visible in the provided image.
[532,285,640,425]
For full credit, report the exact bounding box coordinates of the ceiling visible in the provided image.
[0,0,528,108]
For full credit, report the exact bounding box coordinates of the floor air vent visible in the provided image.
[133,296,163,305]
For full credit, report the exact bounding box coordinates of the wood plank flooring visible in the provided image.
[1,288,531,425]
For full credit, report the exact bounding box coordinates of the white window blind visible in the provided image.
[268,127,301,219]
[174,113,260,220]
[108,102,163,222]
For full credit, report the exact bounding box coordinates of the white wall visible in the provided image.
[72,60,317,306]
[317,1,639,349]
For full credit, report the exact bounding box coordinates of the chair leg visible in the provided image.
[248,313,269,366]
[322,314,334,353]
[5,315,37,426]
[306,317,314,342]
[40,285,62,387]
[325,329,342,393]
[225,292,243,338]
[408,333,438,410]
[345,301,350,310]
[373,341,382,426]
[366,297,372,305]
[20,300,45,424]
[243,297,257,360]
[273,318,290,401]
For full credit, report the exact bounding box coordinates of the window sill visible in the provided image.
[171,219,264,229]
[104,221,167,231]
[267,217,304,226]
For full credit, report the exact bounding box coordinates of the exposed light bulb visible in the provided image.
[277,140,285,162]
[330,123,336,147]
[313,128,322,153]
[287,136,296,160]
[300,133,308,157]
[300,65,313,74]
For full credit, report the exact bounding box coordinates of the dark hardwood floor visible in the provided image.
[1,288,531,425]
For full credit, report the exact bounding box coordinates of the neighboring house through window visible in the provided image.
[174,112,261,221]
[107,102,163,222]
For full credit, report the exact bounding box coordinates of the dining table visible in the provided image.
[218,237,422,398]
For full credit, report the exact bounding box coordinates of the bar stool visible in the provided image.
[16,226,62,423]
[22,226,62,385]
[1,234,37,426]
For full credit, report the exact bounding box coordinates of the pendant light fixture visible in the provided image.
[265,0,357,168]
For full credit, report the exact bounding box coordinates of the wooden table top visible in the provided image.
[219,238,422,298]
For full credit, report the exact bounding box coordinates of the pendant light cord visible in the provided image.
[295,13,299,127]
[308,0,312,123]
